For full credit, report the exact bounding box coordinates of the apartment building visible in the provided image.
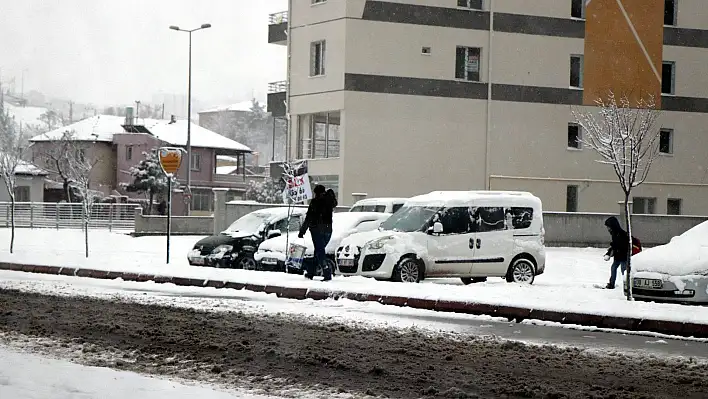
[267,0,708,215]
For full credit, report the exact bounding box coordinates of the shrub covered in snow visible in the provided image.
[244,178,283,204]
[122,151,176,214]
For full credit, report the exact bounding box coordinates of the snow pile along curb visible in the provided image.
[1,262,707,338]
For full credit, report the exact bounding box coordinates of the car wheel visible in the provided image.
[237,256,257,271]
[506,258,535,284]
[460,277,487,285]
[393,256,422,283]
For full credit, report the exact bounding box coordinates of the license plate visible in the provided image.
[262,258,278,265]
[338,258,354,267]
[633,278,662,289]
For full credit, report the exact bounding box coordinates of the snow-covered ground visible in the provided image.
[0,345,287,399]
[1,229,707,325]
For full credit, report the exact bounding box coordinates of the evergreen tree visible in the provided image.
[244,178,283,204]
[122,151,175,214]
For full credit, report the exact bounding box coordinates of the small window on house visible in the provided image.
[662,62,675,94]
[191,153,201,172]
[664,0,677,26]
[568,124,582,149]
[571,0,585,19]
[566,185,578,212]
[570,55,583,88]
[312,0,326,4]
[455,46,481,82]
[667,198,682,215]
[421,46,431,55]
[457,0,483,10]
[14,186,30,202]
[126,146,133,161]
[633,197,657,214]
[310,41,326,76]
[659,129,673,154]
[190,189,212,212]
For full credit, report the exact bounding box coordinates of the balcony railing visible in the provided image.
[269,11,288,25]
[268,80,288,93]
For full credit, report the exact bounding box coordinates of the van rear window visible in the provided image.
[509,207,533,229]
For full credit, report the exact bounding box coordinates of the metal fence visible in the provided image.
[268,11,288,24]
[0,202,138,231]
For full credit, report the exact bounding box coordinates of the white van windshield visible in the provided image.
[380,206,441,232]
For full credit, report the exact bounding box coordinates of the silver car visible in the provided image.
[631,221,708,304]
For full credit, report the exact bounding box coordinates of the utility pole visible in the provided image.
[161,103,165,119]
[69,101,74,124]
[135,100,141,121]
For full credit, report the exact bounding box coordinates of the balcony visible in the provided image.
[268,11,288,45]
[267,80,287,117]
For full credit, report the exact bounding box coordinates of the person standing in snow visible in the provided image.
[298,185,338,281]
[603,216,629,289]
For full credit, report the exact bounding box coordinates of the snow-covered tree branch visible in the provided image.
[34,130,80,202]
[573,92,662,300]
[122,150,177,214]
[0,103,27,253]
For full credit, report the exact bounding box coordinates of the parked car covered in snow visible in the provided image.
[631,221,708,304]
[187,207,307,269]
[349,197,407,214]
[254,212,390,274]
[337,191,546,284]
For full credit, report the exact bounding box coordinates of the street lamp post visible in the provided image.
[169,23,211,216]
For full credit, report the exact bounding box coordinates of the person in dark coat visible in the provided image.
[603,216,629,289]
[298,185,338,281]
[157,200,167,216]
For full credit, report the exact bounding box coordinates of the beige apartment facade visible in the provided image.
[267,0,708,215]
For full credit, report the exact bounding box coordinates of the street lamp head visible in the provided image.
[169,25,180,31]
[200,23,212,29]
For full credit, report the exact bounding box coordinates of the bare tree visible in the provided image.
[0,104,26,253]
[65,142,99,258]
[573,93,662,300]
[34,131,79,202]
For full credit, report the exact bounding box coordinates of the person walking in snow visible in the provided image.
[603,216,629,289]
[298,185,338,281]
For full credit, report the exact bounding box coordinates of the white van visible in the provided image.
[336,191,545,284]
[349,197,407,214]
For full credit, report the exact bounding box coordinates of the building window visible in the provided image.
[568,124,582,149]
[633,197,657,214]
[297,112,340,159]
[566,185,578,212]
[571,0,585,19]
[312,0,326,4]
[455,46,481,82]
[570,55,583,88]
[421,46,431,55]
[664,0,677,26]
[457,0,483,10]
[662,61,675,94]
[659,129,673,154]
[310,174,339,197]
[310,41,326,76]
[191,189,212,212]
[667,198,682,215]
[14,186,30,202]
[191,153,201,171]
[126,145,133,161]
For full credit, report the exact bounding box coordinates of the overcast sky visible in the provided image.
[0,0,288,108]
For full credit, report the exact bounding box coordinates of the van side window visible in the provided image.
[473,207,505,232]
[271,218,289,233]
[392,203,404,213]
[509,207,534,229]
[374,205,386,213]
[438,207,471,234]
[287,216,302,231]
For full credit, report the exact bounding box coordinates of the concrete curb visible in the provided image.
[1,262,706,338]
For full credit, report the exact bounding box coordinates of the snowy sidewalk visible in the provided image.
[0,229,707,337]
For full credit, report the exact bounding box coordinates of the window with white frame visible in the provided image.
[14,186,30,202]
[570,55,583,88]
[455,46,481,81]
[297,111,340,159]
[633,197,657,214]
[664,0,677,26]
[662,61,675,94]
[191,189,212,212]
[571,0,585,19]
[568,123,582,149]
[457,0,483,10]
[310,41,326,76]
[659,129,673,154]
[191,153,201,171]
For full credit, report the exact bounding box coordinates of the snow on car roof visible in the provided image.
[352,197,407,206]
[333,211,389,227]
[634,220,708,276]
[252,207,307,220]
[405,191,541,208]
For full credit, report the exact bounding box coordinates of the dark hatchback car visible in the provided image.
[187,207,306,269]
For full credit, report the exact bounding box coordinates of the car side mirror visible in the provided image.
[428,222,443,234]
[267,230,282,239]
